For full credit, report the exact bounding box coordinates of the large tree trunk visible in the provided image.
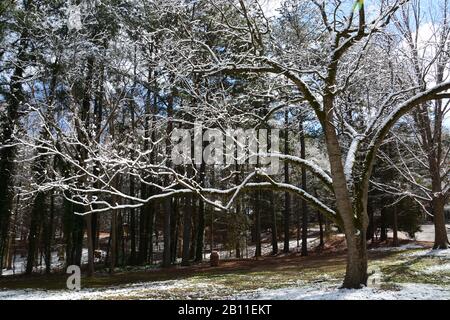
[392,205,399,247]
[195,197,205,262]
[162,198,172,268]
[43,191,55,274]
[314,189,325,247]
[380,207,388,242]
[170,199,179,264]
[181,196,192,266]
[254,191,261,257]
[323,96,368,289]
[85,213,95,276]
[110,210,117,273]
[25,193,45,274]
[299,118,308,256]
[129,177,136,265]
[270,191,278,255]
[343,230,368,289]
[367,204,375,242]
[5,196,19,270]
[433,193,448,249]
[189,199,197,260]
[430,155,448,249]
[283,110,290,253]
[137,201,149,264]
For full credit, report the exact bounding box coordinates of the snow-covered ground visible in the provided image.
[2,236,450,300]
[1,277,449,300]
[0,279,214,300]
[402,248,450,258]
[2,244,450,300]
[368,243,427,252]
[237,283,450,300]
[423,263,450,275]
[237,247,450,300]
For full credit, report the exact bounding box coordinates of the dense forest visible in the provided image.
[0,0,449,297]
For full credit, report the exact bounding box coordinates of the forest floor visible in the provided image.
[1,237,450,300]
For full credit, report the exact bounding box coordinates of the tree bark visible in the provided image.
[129,177,136,265]
[25,193,45,275]
[433,193,448,249]
[181,196,192,266]
[110,210,117,273]
[324,94,368,288]
[299,118,308,256]
[380,207,388,242]
[343,231,368,289]
[44,191,54,274]
[195,152,206,262]
[195,197,205,262]
[85,213,95,276]
[392,205,399,247]
[254,191,261,258]
[270,191,278,255]
[283,110,290,253]
[163,198,172,268]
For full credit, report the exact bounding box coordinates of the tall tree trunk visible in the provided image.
[392,204,399,247]
[367,203,375,242]
[85,213,95,277]
[195,196,205,262]
[137,65,157,265]
[181,196,192,266]
[162,198,172,268]
[324,95,368,289]
[170,199,179,263]
[433,193,448,249]
[299,118,308,256]
[190,199,198,260]
[129,178,136,265]
[194,152,206,262]
[318,211,324,247]
[43,191,55,274]
[343,230,368,289]
[148,204,155,264]
[315,189,324,247]
[162,78,174,268]
[138,202,149,264]
[380,207,388,242]
[431,167,448,249]
[270,191,278,255]
[254,191,261,257]
[128,44,138,265]
[110,210,117,273]
[25,193,45,274]
[5,194,19,270]
[283,110,290,253]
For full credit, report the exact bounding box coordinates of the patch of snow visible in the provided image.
[235,283,450,300]
[369,243,426,252]
[0,278,224,300]
[423,263,450,275]
[404,249,450,259]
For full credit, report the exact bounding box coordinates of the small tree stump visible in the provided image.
[210,251,219,267]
